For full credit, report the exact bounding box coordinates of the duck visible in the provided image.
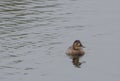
[66,40,85,56]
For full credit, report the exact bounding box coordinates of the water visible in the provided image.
[0,0,120,81]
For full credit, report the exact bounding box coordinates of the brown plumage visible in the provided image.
[66,40,85,56]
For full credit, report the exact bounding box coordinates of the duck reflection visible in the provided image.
[66,54,84,68]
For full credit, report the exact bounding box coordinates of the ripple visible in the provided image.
[64,25,85,30]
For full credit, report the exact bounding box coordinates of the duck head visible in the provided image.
[73,40,85,50]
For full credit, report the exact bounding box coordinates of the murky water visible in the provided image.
[0,0,120,81]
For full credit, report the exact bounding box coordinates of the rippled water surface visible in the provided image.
[0,0,120,81]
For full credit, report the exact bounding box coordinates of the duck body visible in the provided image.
[66,46,85,56]
[66,40,85,56]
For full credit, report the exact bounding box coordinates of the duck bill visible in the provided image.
[81,44,85,48]
[82,45,85,48]
[82,46,85,48]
